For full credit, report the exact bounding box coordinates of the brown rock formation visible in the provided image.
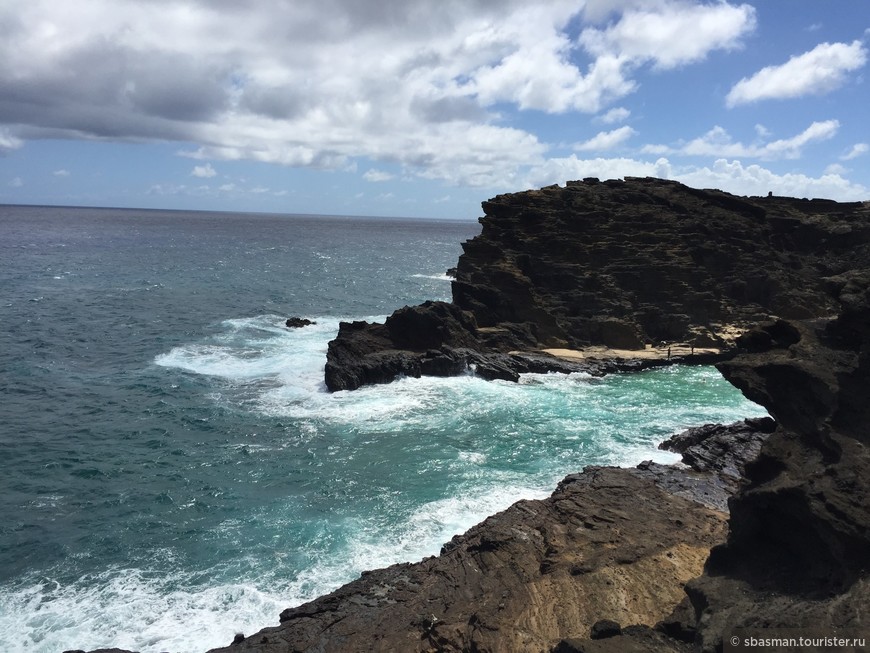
[314,180,870,652]
[206,467,730,653]
[552,274,870,652]
[326,178,870,391]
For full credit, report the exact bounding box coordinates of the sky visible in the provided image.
[0,0,868,219]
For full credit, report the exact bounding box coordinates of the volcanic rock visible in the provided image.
[206,466,731,653]
[658,416,775,491]
[326,178,870,391]
[285,317,315,328]
[678,271,870,651]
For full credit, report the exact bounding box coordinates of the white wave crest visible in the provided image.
[0,570,287,653]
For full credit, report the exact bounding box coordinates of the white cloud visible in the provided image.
[726,40,867,106]
[0,0,759,189]
[574,126,636,151]
[525,155,671,188]
[0,129,23,153]
[675,158,868,201]
[644,120,840,160]
[53,169,70,177]
[597,107,631,124]
[9,176,23,187]
[842,143,869,160]
[580,2,756,69]
[363,169,394,182]
[191,163,217,178]
[525,155,868,202]
[147,183,187,195]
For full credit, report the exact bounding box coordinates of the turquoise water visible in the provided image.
[0,205,767,652]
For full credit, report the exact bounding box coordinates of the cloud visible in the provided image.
[525,155,671,188]
[726,40,867,106]
[0,128,23,154]
[579,2,756,69]
[147,183,187,196]
[9,176,23,187]
[0,0,757,188]
[675,158,868,201]
[643,120,840,160]
[842,143,869,160]
[53,169,70,177]
[191,163,217,178]
[363,169,394,182]
[574,126,636,151]
[597,107,631,124]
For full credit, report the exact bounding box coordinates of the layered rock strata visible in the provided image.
[207,418,769,653]
[326,177,870,391]
[559,281,870,652]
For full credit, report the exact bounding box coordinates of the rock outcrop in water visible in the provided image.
[326,177,869,391]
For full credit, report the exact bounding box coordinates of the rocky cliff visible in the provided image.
[562,275,870,653]
[326,177,870,391]
[215,181,869,652]
[206,420,771,653]
[77,180,870,653]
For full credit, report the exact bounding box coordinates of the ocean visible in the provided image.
[0,205,767,653]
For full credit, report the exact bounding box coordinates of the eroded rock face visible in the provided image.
[455,179,867,349]
[569,274,870,652]
[202,414,774,653]
[206,467,730,653]
[680,272,870,652]
[326,178,870,391]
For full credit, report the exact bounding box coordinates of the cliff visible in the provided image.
[76,180,870,653]
[217,181,870,652]
[206,420,772,653]
[326,177,869,391]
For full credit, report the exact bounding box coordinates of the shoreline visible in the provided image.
[204,419,773,653]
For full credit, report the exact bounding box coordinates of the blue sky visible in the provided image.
[0,0,867,219]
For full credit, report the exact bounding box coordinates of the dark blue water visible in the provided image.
[0,205,766,652]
